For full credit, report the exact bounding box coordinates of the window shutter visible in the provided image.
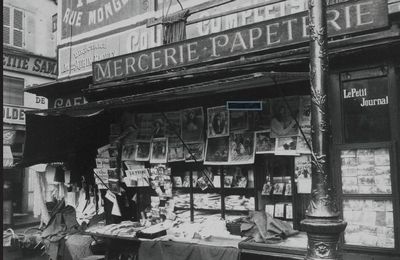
[13,9,23,30]
[3,6,10,26]
[13,30,23,47]
[3,6,11,44]
[3,27,10,44]
[13,9,24,47]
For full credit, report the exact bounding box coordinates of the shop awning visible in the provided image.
[20,71,308,167]
[18,109,111,168]
[24,74,91,97]
[27,71,309,115]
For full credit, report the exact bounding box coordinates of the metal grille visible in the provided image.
[13,9,23,30]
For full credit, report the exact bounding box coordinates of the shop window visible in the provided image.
[3,5,24,48]
[3,76,24,106]
[338,144,396,249]
[340,68,390,143]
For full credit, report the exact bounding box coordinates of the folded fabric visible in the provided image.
[241,211,298,243]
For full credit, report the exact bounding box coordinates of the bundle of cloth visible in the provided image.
[240,211,299,243]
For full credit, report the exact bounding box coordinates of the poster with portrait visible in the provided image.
[184,142,204,162]
[181,107,204,142]
[207,106,229,138]
[151,113,166,138]
[228,132,255,164]
[270,97,300,138]
[229,110,248,132]
[121,144,137,161]
[299,96,311,133]
[255,130,276,154]
[165,111,182,137]
[136,113,153,141]
[135,142,151,161]
[150,138,168,164]
[167,137,184,162]
[248,100,272,130]
[204,136,229,164]
[275,136,298,155]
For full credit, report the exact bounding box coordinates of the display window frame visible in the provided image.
[334,142,399,253]
[329,59,400,254]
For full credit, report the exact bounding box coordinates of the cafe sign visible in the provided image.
[92,0,388,84]
[3,49,57,79]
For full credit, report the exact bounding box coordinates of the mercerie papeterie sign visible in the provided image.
[92,0,388,84]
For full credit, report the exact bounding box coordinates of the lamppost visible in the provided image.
[300,1,347,259]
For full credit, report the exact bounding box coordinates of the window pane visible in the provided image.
[341,148,391,195]
[13,9,23,30]
[3,26,10,44]
[3,76,24,106]
[342,77,390,143]
[343,199,394,248]
[13,29,23,47]
[3,6,10,26]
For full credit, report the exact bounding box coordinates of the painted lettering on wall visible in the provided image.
[61,0,149,40]
[92,0,388,84]
[49,95,88,108]
[3,50,57,78]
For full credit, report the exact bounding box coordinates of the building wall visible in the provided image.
[3,0,57,215]
[4,0,57,58]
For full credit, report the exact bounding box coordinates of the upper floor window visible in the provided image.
[3,5,24,48]
[3,76,24,106]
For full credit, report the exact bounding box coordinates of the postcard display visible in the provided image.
[340,147,395,248]
[93,96,312,222]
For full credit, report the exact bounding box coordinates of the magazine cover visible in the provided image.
[165,111,182,137]
[150,138,168,164]
[151,113,166,138]
[248,99,272,130]
[229,110,248,132]
[204,136,229,164]
[121,144,137,161]
[207,106,229,138]
[181,107,204,142]
[275,136,298,156]
[270,97,300,138]
[167,137,185,162]
[228,132,255,164]
[255,130,276,154]
[184,142,204,162]
[135,142,151,161]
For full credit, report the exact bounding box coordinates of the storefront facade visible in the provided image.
[3,0,57,227]
[23,0,400,259]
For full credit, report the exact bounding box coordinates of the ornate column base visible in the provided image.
[301,218,347,260]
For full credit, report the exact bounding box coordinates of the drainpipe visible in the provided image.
[300,1,347,259]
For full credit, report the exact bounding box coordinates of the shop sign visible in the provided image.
[3,130,17,145]
[3,105,28,125]
[49,94,88,108]
[58,24,161,78]
[93,0,388,84]
[3,50,57,79]
[60,0,149,40]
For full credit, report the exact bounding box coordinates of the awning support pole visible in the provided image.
[301,1,347,259]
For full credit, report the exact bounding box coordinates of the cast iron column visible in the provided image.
[300,1,347,259]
